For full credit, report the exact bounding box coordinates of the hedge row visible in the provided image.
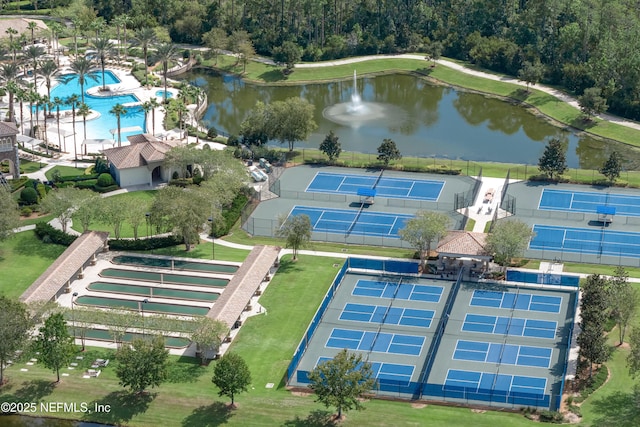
[215,193,249,237]
[57,173,100,183]
[34,222,77,246]
[108,235,183,251]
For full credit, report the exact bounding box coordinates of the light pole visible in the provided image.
[139,298,148,338]
[71,292,78,346]
[207,216,215,260]
[145,212,150,240]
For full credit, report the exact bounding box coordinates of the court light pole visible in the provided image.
[71,292,78,346]
[139,298,149,338]
[145,212,150,240]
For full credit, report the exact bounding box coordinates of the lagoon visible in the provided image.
[180,70,640,169]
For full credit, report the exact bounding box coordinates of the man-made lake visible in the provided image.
[180,70,640,170]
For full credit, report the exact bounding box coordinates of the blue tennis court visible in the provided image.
[289,206,412,238]
[326,328,425,356]
[539,189,640,216]
[340,303,435,328]
[470,290,562,313]
[530,224,640,258]
[444,369,547,397]
[306,171,444,201]
[352,279,444,302]
[462,314,557,339]
[319,357,415,386]
[453,340,552,368]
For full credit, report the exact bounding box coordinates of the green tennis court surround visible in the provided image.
[72,328,191,348]
[76,296,210,316]
[100,268,229,287]
[87,281,219,301]
[112,255,238,273]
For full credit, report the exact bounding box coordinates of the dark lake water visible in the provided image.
[179,70,640,170]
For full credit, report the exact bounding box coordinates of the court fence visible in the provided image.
[505,270,580,287]
[286,260,559,411]
[525,240,640,268]
[454,167,482,210]
[287,258,419,383]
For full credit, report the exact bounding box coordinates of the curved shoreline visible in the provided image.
[191,53,640,152]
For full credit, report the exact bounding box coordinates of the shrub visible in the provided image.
[52,170,62,182]
[169,178,192,187]
[36,182,47,199]
[207,127,218,138]
[75,179,98,189]
[227,134,240,147]
[202,143,211,150]
[192,168,203,185]
[172,171,179,180]
[215,192,249,237]
[34,222,77,246]
[20,187,39,204]
[20,207,32,217]
[97,173,115,187]
[108,235,182,251]
[95,157,109,174]
[538,410,564,423]
[93,184,119,193]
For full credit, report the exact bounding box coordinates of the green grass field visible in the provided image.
[0,231,66,298]
[44,165,91,181]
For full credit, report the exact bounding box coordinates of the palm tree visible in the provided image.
[49,22,64,66]
[15,87,27,135]
[89,18,106,44]
[92,37,113,91]
[53,96,64,151]
[69,57,98,103]
[147,97,160,135]
[5,28,18,62]
[132,27,156,85]
[39,60,58,117]
[66,94,79,161]
[0,62,23,122]
[109,103,127,147]
[24,45,46,89]
[77,102,91,153]
[27,21,38,43]
[120,14,132,61]
[155,43,178,103]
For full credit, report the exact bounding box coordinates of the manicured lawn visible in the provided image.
[45,165,91,180]
[18,213,56,227]
[0,231,65,298]
[19,160,44,174]
[71,191,156,237]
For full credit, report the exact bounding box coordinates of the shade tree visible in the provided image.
[0,297,32,384]
[399,211,450,271]
[116,336,169,394]
[485,219,535,268]
[34,313,75,383]
[308,349,376,420]
[275,214,312,261]
[0,187,20,241]
[211,352,252,407]
[377,138,401,167]
[319,130,342,163]
[538,138,567,180]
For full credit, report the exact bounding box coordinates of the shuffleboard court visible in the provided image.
[112,255,239,273]
[326,328,425,356]
[470,290,562,313]
[100,268,229,287]
[340,303,434,328]
[462,314,557,339]
[444,369,547,397]
[539,189,640,216]
[75,296,210,316]
[318,357,415,386]
[453,340,552,368]
[87,281,220,302]
[77,328,191,348]
[289,206,412,238]
[306,171,445,201]
[530,224,640,258]
[352,279,444,302]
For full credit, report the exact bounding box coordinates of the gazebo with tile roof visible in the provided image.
[0,122,20,178]
[436,230,491,274]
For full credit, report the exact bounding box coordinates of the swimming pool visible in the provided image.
[155,90,172,99]
[50,70,146,140]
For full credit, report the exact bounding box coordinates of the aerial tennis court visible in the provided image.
[288,259,578,410]
[529,224,640,258]
[288,206,412,238]
[306,171,445,201]
[539,189,640,216]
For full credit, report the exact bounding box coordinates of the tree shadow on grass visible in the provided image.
[83,390,155,425]
[166,357,207,383]
[276,258,303,275]
[589,387,640,427]
[283,409,336,427]
[181,401,234,427]
[14,379,56,401]
[13,232,64,259]
[257,69,286,83]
